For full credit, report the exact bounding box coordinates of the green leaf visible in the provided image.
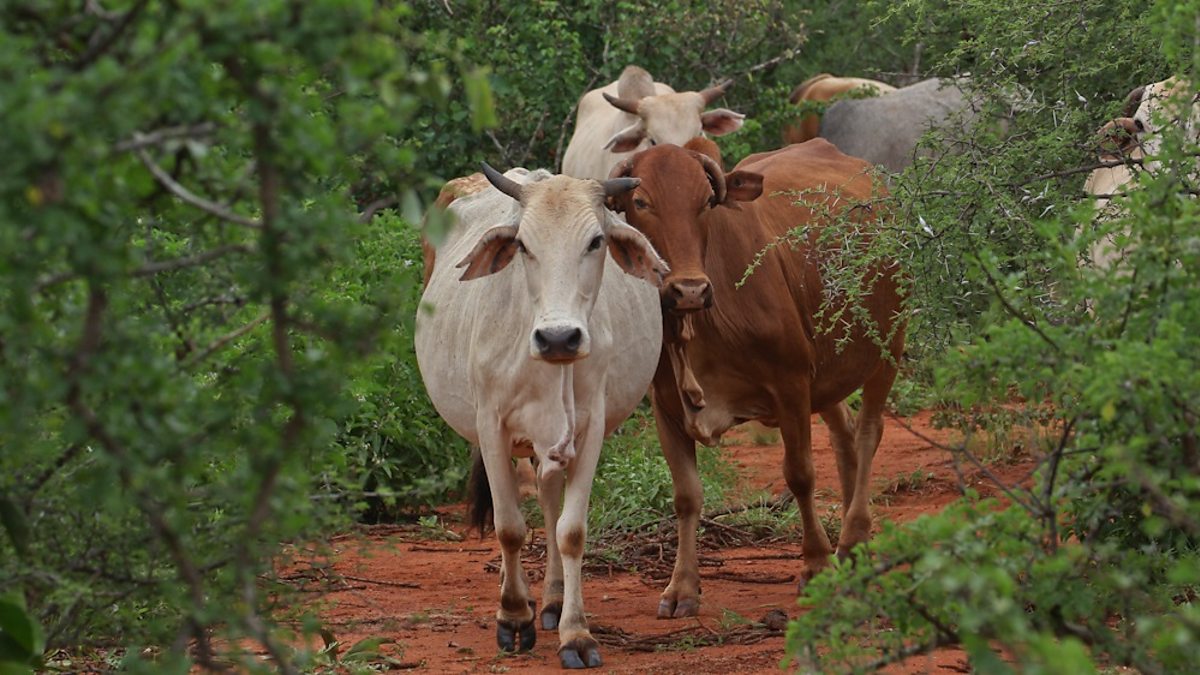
[463,67,497,132]
[0,599,43,662]
[342,636,388,662]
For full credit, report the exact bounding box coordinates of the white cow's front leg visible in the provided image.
[478,415,536,652]
[537,467,566,631]
[555,406,605,669]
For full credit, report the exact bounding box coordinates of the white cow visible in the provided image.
[1083,77,1198,266]
[561,65,745,181]
[415,165,665,669]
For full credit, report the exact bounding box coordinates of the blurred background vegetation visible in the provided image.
[0,0,1197,672]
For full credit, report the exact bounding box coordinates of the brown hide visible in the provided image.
[615,139,903,431]
[421,172,490,288]
[783,74,897,144]
[609,139,905,616]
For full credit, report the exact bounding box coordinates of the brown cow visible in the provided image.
[783,73,897,145]
[609,138,905,618]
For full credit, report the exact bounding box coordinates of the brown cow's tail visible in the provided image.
[467,446,493,535]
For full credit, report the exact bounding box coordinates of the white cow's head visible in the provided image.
[456,165,668,363]
[602,80,745,153]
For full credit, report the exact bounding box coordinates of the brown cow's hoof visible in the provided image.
[541,602,562,630]
[657,596,699,619]
[496,617,536,652]
[559,637,602,669]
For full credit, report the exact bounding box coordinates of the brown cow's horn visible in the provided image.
[698,79,733,106]
[603,92,641,115]
[694,153,726,206]
[607,157,636,180]
[601,177,640,197]
[481,162,523,202]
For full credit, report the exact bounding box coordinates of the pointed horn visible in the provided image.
[607,157,636,180]
[698,79,733,106]
[694,153,726,206]
[601,177,640,197]
[603,92,641,115]
[481,162,523,202]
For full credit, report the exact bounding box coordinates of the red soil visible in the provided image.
[289,410,1037,673]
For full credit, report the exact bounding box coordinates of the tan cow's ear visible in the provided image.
[723,170,763,203]
[700,108,746,136]
[604,122,647,153]
[456,224,520,281]
[603,211,669,287]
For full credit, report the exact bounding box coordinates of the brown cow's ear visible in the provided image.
[456,224,519,281]
[604,122,647,153]
[723,170,763,203]
[700,108,746,136]
[603,211,669,287]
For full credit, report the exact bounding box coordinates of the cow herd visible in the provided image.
[414,66,1194,668]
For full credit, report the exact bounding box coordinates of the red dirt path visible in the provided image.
[295,411,1036,673]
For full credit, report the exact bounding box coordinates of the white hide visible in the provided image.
[415,169,662,457]
[561,71,745,181]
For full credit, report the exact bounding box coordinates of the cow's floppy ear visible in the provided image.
[456,224,520,281]
[1122,86,1146,118]
[700,108,746,136]
[604,121,646,153]
[723,170,763,204]
[603,211,669,287]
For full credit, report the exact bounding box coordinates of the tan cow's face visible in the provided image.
[609,145,762,314]
[1130,78,1199,163]
[603,92,746,154]
[457,172,666,362]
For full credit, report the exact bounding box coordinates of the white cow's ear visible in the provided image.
[604,121,647,153]
[700,108,745,136]
[456,224,520,281]
[603,211,669,287]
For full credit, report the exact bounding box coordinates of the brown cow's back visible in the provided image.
[696,140,898,413]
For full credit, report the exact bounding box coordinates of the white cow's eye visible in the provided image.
[587,235,604,252]
[648,139,657,146]
[516,239,527,253]
[1134,118,1146,132]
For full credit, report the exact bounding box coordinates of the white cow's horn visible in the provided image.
[481,162,523,202]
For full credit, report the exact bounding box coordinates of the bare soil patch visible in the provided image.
[291,410,1036,673]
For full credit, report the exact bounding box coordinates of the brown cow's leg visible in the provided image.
[555,410,604,668]
[478,421,535,652]
[654,393,703,619]
[537,469,566,630]
[820,402,857,518]
[837,363,899,560]
[780,389,833,585]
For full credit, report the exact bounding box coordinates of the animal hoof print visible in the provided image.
[496,618,536,652]
[559,640,602,669]
[541,602,562,630]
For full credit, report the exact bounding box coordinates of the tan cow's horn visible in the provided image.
[694,153,726,206]
[481,162,523,202]
[603,92,641,115]
[1122,85,1146,118]
[601,177,640,197]
[698,79,733,106]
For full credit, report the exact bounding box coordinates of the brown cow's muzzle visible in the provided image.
[662,277,713,313]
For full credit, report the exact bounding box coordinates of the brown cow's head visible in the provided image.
[602,80,745,153]
[607,141,763,313]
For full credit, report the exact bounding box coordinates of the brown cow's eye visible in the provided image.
[587,235,604,252]
[633,197,649,210]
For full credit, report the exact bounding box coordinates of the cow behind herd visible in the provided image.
[414,65,1195,668]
